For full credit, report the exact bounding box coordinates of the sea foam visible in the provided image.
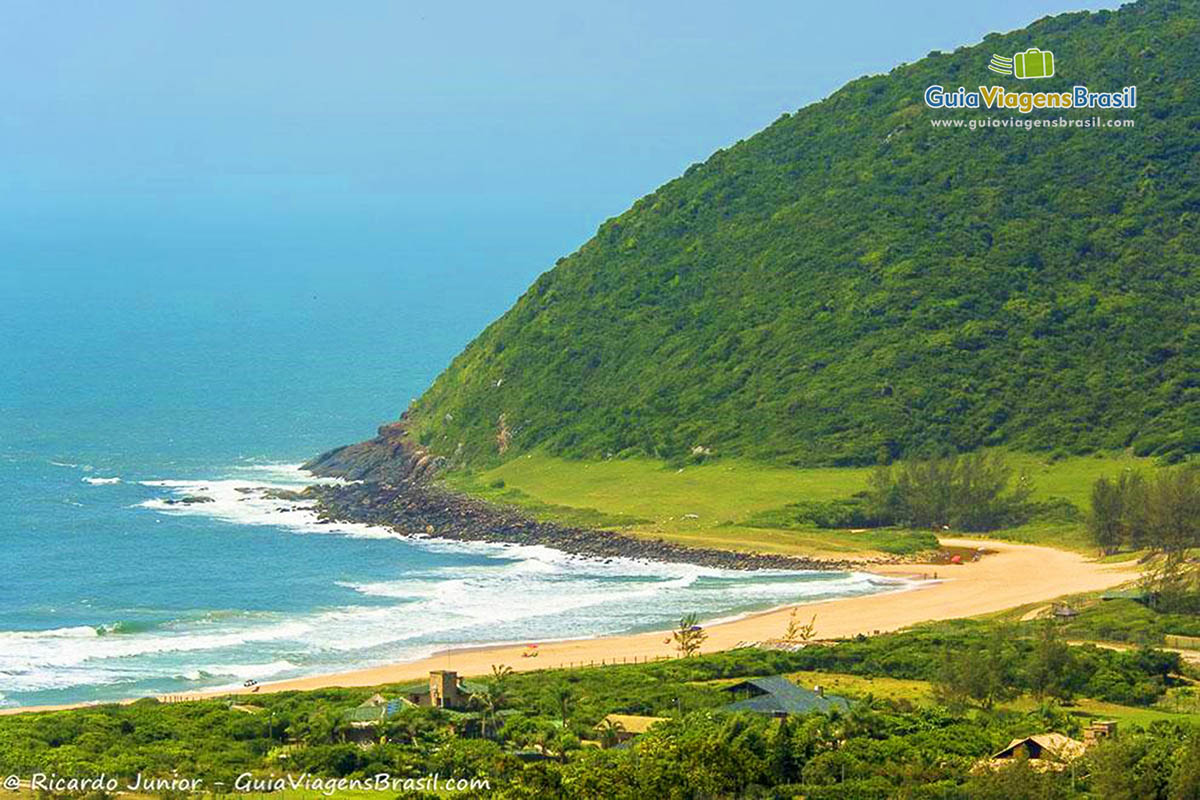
[0,461,915,705]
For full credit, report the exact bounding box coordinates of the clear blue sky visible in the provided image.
[1,0,1117,290]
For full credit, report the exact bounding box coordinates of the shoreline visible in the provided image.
[1,537,1137,716]
[304,480,900,572]
[301,427,909,572]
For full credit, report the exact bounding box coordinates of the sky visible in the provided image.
[0,0,1120,305]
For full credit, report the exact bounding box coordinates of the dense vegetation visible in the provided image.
[1056,598,1200,645]
[1087,465,1200,611]
[775,619,1183,708]
[1089,466,1200,554]
[864,452,1037,532]
[393,0,1199,470]
[3,609,1195,798]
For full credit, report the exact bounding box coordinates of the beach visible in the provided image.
[1,537,1137,715]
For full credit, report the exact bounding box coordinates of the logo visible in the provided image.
[989,48,1055,79]
[922,45,1136,115]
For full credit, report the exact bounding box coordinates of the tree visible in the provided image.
[595,718,625,749]
[782,610,818,645]
[1168,731,1200,800]
[766,715,799,783]
[471,664,514,738]
[299,708,344,746]
[543,681,574,731]
[1027,620,1076,700]
[672,613,708,658]
[965,754,1073,800]
[1089,475,1127,554]
[934,629,1018,709]
[1088,467,1200,612]
[1125,468,1199,612]
[866,452,1033,532]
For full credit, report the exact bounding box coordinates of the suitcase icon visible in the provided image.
[1013,48,1055,79]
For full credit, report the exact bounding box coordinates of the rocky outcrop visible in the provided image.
[163,495,215,505]
[306,479,884,572]
[303,418,445,484]
[305,420,898,570]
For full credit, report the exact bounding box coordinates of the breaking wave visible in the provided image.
[0,462,915,705]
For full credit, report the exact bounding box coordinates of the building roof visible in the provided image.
[992,734,1086,762]
[723,676,850,715]
[594,713,670,735]
[344,705,386,724]
[343,696,405,724]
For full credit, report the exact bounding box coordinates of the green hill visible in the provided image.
[376,0,1199,470]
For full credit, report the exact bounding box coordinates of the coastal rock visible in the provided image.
[164,495,216,505]
[304,420,904,571]
[307,480,865,572]
[262,488,307,502]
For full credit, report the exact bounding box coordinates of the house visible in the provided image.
[342,694,403,745]
[399,670,479,710]
[593,713,669,747]
[985,733,1087,771]
[722,676,850,717]
[1083,720,1118,745]
[341,673,484,746]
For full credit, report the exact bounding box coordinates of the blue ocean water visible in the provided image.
[1,240,902,709]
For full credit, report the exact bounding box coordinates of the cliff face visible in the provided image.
[303,420,446,484]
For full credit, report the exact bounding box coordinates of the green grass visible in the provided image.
[1008,695,1200,729]
[716,668,1200,728]
[780,669,1200,728]
[445,449,1161,557]
[782,670,935,704]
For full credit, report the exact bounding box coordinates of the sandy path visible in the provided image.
[2,538,1136,715]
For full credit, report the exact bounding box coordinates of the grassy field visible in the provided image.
[446,449,1158,557]
[774,670,1200,728]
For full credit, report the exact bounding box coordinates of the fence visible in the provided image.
[560,655,674,670]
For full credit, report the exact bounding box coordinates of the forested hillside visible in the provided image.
[400,0,1197,468]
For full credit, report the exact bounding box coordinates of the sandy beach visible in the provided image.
[2,537,1137,715]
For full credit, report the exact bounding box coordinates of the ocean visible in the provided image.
[1,242,903,709]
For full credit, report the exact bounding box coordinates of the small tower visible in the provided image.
[429,670,464,709]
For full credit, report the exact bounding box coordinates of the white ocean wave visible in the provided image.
[82,476,121,485]
[0,625,100,640]
[0,618,314,674]
[0,462,919,706]
[177,660,298,683]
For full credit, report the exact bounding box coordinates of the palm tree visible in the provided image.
[545,682,575,730]
[596,717,625,749]
[471,663,514,738]
[488,664,514,704]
